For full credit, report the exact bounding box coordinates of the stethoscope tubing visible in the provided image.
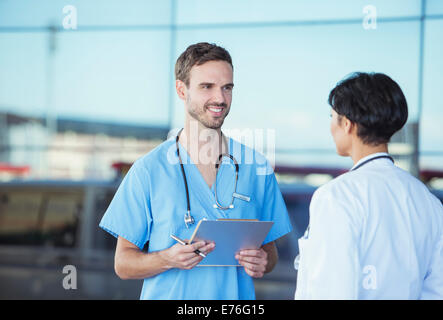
[350,155,394,171]
[175,128,240,227]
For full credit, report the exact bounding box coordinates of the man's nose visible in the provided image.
[212,87,226,104]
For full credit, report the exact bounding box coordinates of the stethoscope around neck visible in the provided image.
[175,128,250,228]
[296,153,395,251]
[350,154,394,171]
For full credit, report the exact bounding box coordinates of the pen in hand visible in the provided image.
[170,234,207,258]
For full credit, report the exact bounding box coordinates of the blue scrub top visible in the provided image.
[99,135,292,300]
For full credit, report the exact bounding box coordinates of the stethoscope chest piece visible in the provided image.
[184,210,195,228]
[213,203,234,209]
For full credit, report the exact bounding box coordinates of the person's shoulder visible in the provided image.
[312,170,356,199]
[392,164,428,187]
[391,166,443,227]
[132,137,176,172]
[318,164,391,196]
[390,165,443,202]
[310,172,367,228]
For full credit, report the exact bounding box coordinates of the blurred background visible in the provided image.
[0,0,442,299]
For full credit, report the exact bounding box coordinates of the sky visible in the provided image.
[0,0,442,169]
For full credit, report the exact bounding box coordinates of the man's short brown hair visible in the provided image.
[175,42,233,87]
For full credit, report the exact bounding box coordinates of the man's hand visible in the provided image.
[114,237,215,279]
[160,240,215,270]
[235,248,268,278]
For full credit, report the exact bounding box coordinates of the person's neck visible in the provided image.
[179,119,227,165]
[350,142,388,166]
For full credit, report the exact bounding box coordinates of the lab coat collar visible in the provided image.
[350,152,390,171]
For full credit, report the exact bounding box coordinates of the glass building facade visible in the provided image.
[1,0,442,171]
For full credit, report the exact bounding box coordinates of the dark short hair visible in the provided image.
[328,72,408,145]
[175,42,233,87]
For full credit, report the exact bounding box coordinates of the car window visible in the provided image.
[0,188,82,248]
[0,190,42,245]
[40,191,82,247]
[93,188,117,251]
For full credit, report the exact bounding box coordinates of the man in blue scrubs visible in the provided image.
[99,42,292,299]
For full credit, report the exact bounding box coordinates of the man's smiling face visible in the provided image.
[182,60,234,129]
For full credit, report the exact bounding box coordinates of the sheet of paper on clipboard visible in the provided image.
[189,219,274,267]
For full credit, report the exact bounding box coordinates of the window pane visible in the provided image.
[177,0,421,25]
[52,31,170,125]
[421,19,443,169]
[0,31,171,126]
[0,33,48,116]
[93,188,117,250]
[173,21,420,167]
[0,0,171,28]
[41,191,82,247]
[0,188,82,247]
[0,190,42,245]
[427,0,443,15]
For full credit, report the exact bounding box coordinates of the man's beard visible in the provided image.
[187,99,230,129]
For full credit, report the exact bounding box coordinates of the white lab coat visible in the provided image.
[294,153,443,299]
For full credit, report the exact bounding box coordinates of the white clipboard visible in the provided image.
[189,219,274,267]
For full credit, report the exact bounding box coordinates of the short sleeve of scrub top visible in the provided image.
[99,163,151,250]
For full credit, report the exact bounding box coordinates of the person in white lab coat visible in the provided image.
[294,72,443,299]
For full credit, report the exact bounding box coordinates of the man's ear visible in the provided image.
[176,80,186,101]
[343,116,355,135]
